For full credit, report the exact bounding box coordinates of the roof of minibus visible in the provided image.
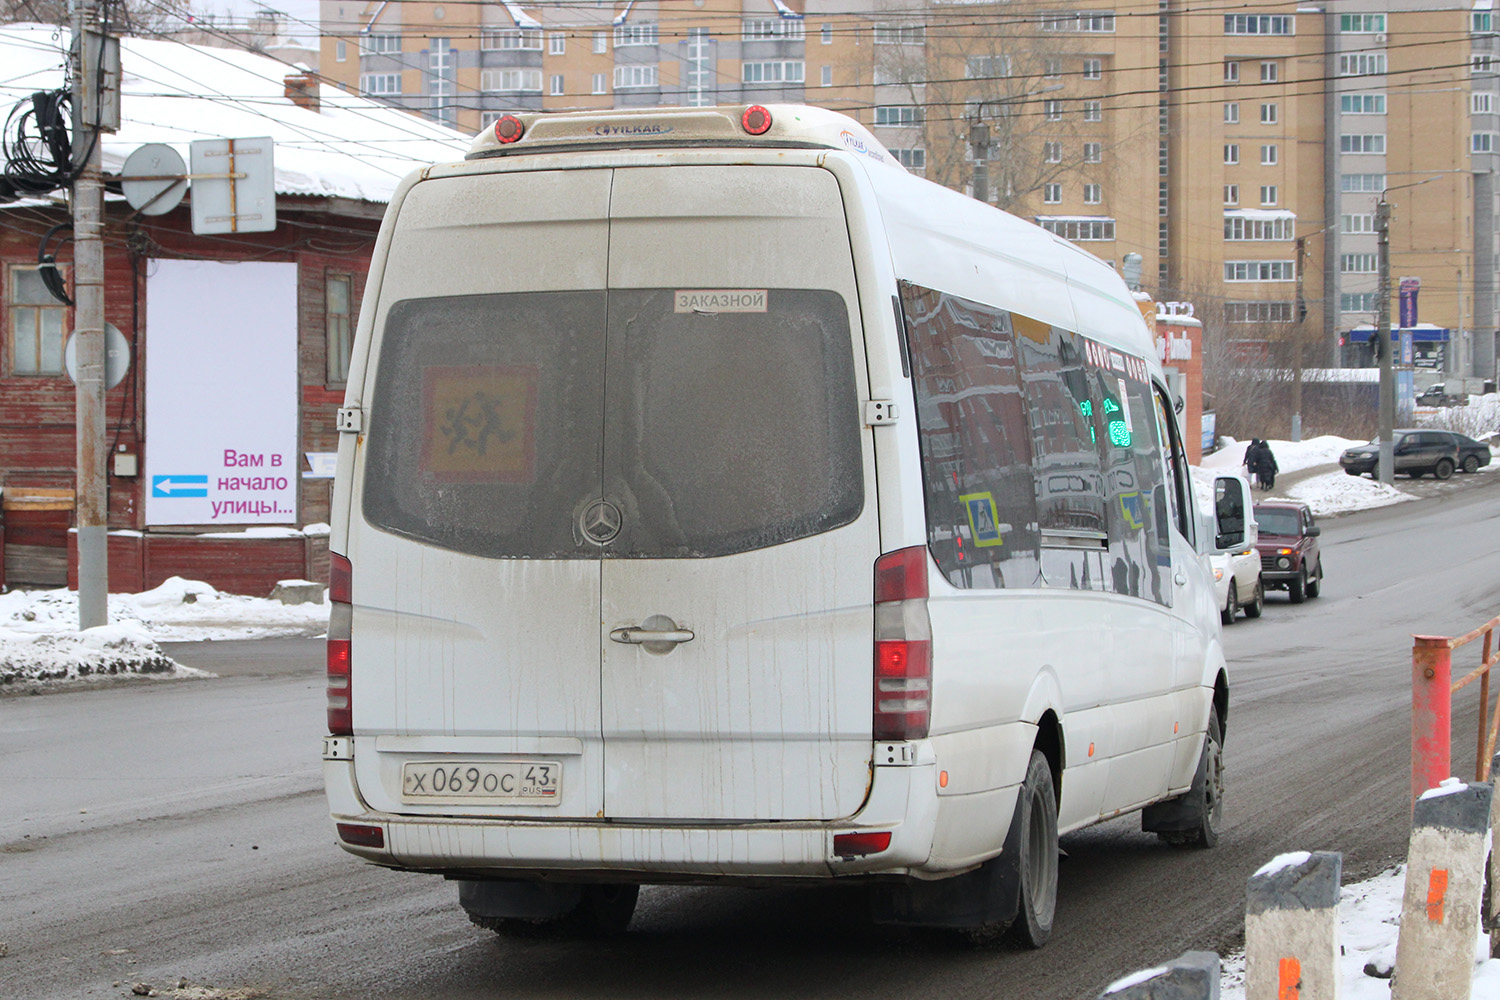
[458,103,1156,366]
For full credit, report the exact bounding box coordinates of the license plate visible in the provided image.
[401,760,562,804]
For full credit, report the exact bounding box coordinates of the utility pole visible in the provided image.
[1291,236,1306,442]
[969,120,989,205]
[72,0,110,628]
[1376,199,1394,485]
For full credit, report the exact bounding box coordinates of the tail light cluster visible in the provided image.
[327,552,353,736]
[872,545,932,741]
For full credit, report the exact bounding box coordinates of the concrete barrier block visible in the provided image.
[1245,850,1342,1000]
[1099,951,1220,1000]
[1393,779,1493,1000]
[270,579,325,605]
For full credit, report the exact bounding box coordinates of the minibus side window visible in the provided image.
[1153,383,1196,547]
[900,281,1040,589]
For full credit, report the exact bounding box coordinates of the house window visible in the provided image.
[335,39,346,62]
[821,22,832,44]
[550,73,564,95]
[1043,183,1062,203]
[1224,61,1240,83]
[360,73,400,95]
[1474,92,1494,114]
[1224,214,1293,239]
[874,105,924,126]
[480,29,542,50]
[1341,292,1378,311]
[1260,143,1278,164]
[615,65,659,88]
[1260,102,1278,124]
[1044,141,1061,162]
[593,32,607,53]
[8,265,67,376]
[592,72,606,94]
[1083,58,1102,80]
[1260,61,1278,83]
[1340,253,1378,273]
[744,17,805,40]
[1342,213,1375,233]
[821,65,832,86]
[481,68,543,92]
[1224,143,1240,164]
[1044,57,1062,78]
[1084,142,1102,162]
[1224,102,1239,123]
[1038,217,1115,239]
[1339,13,1385,32]
[1226,301,1294,322]
[1223,260,1294,281]
[1475,10,1494,32]
[1083,100,1102,121]
[1342,93,1387,114]
[1477,54,1498,74]
[360,33,400,54]
[890,147,926,170]
[1044,99,1062,121]
[1224,184,1239,204]
[1340,53,1387,75]
[743,61,804,84]
[966,55,1011,78]
[872,22,925,43]
[1260,185,1278,205]
[1474,131,1497,153]
[1040,12,1116,32]
[1340,133,1385,153]
[614,23,658,46]
[1341,173,1385,191]
[549,32,565,55]
[1224,14,1293,34]
[1083,183,1102,203]
[326,273,353,385]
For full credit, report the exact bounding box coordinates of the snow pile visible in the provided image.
[0,576,330,643]
[1220,864,1500,999]
[1283,472,1413,516]
[1202,435,1367,476]
[0,619,194,685]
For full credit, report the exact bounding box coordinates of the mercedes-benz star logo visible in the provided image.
[580,499,622,545]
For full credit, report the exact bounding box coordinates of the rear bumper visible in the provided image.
[324,748,947,880]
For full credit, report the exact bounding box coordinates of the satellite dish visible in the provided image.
[121,143,188,216]
[64,323,131,390]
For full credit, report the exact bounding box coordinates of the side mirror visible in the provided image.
[1307,525,1321,537]
[1212,475,1248,552]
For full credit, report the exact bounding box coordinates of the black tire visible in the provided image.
[1464,455,1481,474]
[1306,562,1322,599]
[1243,581,1264,619]
[1435,459,1455,481]
[1220,582,1237,625]
[1007,750,1059,949]
[1345,469,1362,476]
[1158,705,1224,848]
[1287,570,1307,604]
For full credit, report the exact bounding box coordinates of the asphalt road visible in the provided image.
[3,478,1498,1000]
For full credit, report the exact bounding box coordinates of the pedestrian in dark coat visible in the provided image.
[1254,440,1279,489]
[1243,439,1263,488]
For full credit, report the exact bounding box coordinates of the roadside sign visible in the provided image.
[120,143,188,216]
[63,321,130,390]
[189,137,276,234]
[152,475,208,498]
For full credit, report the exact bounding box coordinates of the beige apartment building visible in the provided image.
[319,0,1500,375]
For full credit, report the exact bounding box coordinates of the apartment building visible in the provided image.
[319,0,1500,375]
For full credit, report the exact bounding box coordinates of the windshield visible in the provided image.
[1255,508,1301,536]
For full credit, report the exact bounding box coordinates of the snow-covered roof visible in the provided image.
[0,23,470,205]
[1224,208,1296,221]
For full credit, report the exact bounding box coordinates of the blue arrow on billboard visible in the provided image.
[152,474,208,498]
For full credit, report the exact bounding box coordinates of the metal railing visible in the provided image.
[1412,616,1500,804]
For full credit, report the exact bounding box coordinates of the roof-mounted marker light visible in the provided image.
[494,114,525,144]
[741,105,773,136]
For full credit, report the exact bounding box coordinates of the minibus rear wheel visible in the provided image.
[1007,750,1059,949]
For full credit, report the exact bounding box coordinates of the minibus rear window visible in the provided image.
[362,288,861,559]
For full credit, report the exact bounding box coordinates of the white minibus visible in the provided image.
[323,104,1242,946]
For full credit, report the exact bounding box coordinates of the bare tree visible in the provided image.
[2,0,197,37]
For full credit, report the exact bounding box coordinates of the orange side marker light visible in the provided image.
[938,770,949,788]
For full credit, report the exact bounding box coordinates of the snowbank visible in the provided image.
[1202,435,1367,476]
[0,620,197,685]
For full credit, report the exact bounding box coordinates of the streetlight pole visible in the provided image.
[1376,198,1394,485]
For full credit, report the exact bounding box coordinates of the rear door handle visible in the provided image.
[609,627,695,645]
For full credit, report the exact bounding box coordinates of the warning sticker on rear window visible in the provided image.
[674,289,768,313]
[420,365,537,482]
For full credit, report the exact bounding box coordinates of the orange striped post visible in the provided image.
[1413,635,1454,806]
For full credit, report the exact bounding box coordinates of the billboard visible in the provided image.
[144,259,298,526]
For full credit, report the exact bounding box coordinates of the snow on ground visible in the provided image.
[0,576,329,685]
[1201,434,1367,477]
[1283,471,1413,516]
[1219,864,1500,999]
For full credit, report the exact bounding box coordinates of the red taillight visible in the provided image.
[742,105,772,135]
[873,546,932,741]
[328,552,353,736]
[337,822,384,848]
[833,831,892,857]
[493,114,525,143]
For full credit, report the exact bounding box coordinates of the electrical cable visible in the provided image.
[36,219,73,305]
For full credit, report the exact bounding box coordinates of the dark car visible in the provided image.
[1253,501,1322,603]
[1432,430,1492,474]
[1339,429,1462,480]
